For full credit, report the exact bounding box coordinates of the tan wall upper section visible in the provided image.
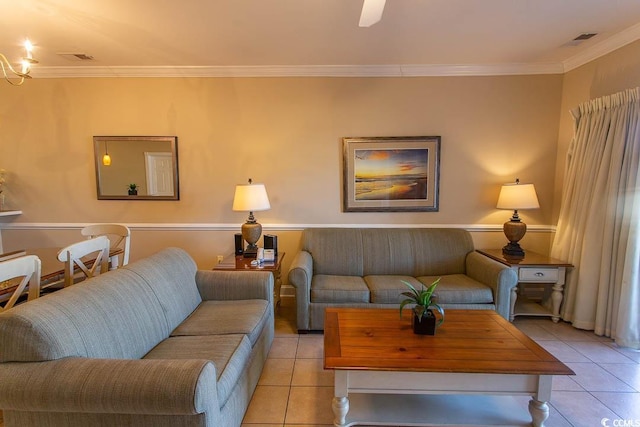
[1,75,562,228]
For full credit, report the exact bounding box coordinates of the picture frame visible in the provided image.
[342,136,441,212]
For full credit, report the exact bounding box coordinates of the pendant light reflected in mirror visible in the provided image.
[102,141,111,166]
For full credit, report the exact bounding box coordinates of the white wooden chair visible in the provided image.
[0,255,41,312]
[81,223,131,269]
[57,236,110,287]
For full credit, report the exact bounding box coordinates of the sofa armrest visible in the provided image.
[465,251,518,319]
[195,270,273,303]
[0,358,219,419]
[287,250,313,331]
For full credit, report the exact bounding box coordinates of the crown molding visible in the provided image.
[29,21,640,80]
[31,62,564,79]
[563,22,640,72]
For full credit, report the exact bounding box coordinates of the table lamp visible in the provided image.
[496,178,540,258]
[232,179,271,258]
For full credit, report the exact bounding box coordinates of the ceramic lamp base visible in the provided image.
[241,220,262,258]
[502,218,527,258]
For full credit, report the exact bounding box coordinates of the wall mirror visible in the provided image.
[94,136,179,200]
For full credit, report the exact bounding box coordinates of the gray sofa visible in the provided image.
[0,247,274,427]
[288,228,518,331]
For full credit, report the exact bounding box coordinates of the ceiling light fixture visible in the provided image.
[0,40,38,86]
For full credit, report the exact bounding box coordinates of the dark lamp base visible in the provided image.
[502,242,525,258]
[243,246,258,258]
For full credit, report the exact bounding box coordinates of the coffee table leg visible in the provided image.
[529,399,549,426]
[332,396,349,426]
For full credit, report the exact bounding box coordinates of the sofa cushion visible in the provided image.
[0,269,168,362]
[310,275,369,303]
[361,229,417,275]
[411,229,474,276]
[124,247,202,334]
[144,334,251,408]
[303,228,364,276]
[171,300,269,346]
[416,274,494,304]
[364,275,423,304]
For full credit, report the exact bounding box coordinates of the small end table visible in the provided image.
[213,252,285,308]
[477,249,573,323]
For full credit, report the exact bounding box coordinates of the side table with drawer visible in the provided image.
[477,249,573,323]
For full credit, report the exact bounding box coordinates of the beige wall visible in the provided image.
[1,73,564,275]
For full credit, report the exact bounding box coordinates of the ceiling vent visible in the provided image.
[562,33,598,47]
[58,53,95,61]
[573,33,598,41]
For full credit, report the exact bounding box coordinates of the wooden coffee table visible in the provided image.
[324,308,574,427]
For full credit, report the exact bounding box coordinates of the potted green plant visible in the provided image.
[399,278,444,335]
[127,183,138,196]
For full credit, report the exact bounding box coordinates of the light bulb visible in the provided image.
[102,153,111,166]
[20,60,30,74]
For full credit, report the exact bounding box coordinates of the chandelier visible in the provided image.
[0,40,38,86]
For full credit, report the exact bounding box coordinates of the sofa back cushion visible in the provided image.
[303,228,364,276]
[0,269,169,362]
[0,247,202,363]
[123,247,202,334]
[302,228,474,277]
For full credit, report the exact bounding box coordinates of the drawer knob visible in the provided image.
[535,272,544,277]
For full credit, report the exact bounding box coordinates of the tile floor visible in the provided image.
[242,298,640,427]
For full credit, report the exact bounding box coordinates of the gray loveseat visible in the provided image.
[0,247,273,427]
[288,228,517,331]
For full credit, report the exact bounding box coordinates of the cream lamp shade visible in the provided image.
[232,179,270,258]
[497,179,540,258]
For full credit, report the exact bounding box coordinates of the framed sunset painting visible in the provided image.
[342,136,440,212]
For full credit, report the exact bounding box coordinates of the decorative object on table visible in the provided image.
[0,39,37,86]
[234,233,244,255]
[263,249,275,262]
[264,234,278,255]
[496,178,540,258]
[127,183,138,195]
[93,136,179,200]
[342,136,440,212]
[232,178,271,258]
[399,278,444,335]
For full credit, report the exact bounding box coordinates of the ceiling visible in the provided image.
[3,0,640,78]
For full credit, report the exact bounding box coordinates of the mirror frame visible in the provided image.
[93,136,180,200]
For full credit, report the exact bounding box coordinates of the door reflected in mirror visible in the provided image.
[94,136,179,200]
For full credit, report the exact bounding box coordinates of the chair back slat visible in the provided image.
[81,224,131,268]
[0,255,41,311]
[57,236,110,287]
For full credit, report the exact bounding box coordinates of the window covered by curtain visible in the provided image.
[551,87,640,349]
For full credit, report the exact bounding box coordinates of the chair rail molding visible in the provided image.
[0,222,555,233]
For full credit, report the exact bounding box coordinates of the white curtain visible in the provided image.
[551,87,640,349]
